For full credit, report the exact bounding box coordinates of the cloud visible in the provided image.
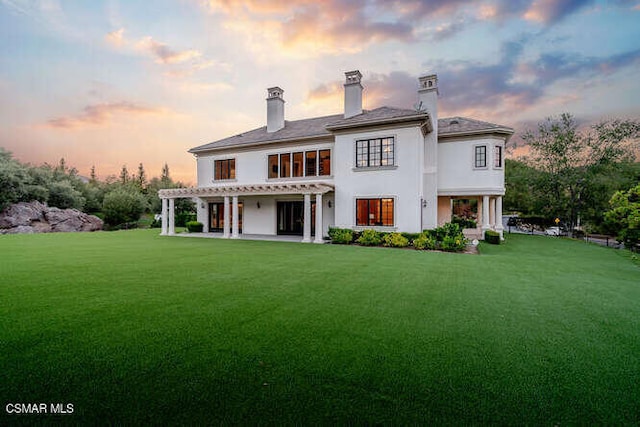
[306,42,640,125]
[522,0,596,24]
[203,0,414,56]
[136,36,202,64]
[105,28,126,47]
[45,102,169,130]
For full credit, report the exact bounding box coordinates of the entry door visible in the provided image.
[209,202,243,232]
[277,201,315,235]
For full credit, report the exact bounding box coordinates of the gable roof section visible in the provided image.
[190,108,513,154]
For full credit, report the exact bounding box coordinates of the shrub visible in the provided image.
[413,233,437,250]
[328,227,353,244]
[102,189,147,227]
[484,230,501,245]
[400,232,421,244]
[382,232,409,248]
[452,215,477,229]
[441,234,467,252]
[186,221,204,232]
[356,229,382,246]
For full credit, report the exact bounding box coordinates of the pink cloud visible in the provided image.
[45,102,168,130]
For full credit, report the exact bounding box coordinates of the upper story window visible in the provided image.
[494,145,503,168]
[474,145,487,169]
[356,137,394,168]
[214,159,236,180]
[268,149,331,179]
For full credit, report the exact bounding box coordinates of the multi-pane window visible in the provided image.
[474,145,487,168]
[494,145,503,168]
[214,159,235,180]
[356,198,394,226]
[268,149,330,178]
[355,137,395,168]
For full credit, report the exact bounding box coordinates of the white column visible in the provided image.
[161,198,168,235]
[314,193,323,244]
[200,199,209,233]
[231,196,239,239]
[302,194,311,243]
[489,197,496,229]
[495,196,504,239]
[168,198,175,235]
[482,195,490,232]
[223,196,230,238]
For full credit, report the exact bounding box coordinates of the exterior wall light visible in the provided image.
[328,200,332,208]
[257,202,261,209]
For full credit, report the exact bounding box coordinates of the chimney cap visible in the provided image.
[267,87,284,99]
[418,74,438,92]
[344,70,362,85]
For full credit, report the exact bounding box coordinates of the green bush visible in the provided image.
[441,234,467,252]
[356,229,382,246]
[400,232,421,244]
[451,215,477,229]
[484,230,501,245]
[413,233,437,250]
[328,227,353,244]
[186,221,204,232]
[102,189,147,227]
[382,232,409,248]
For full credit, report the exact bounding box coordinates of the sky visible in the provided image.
[1,0,639,184]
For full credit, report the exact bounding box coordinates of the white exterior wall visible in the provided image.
[437,137,505,195]
[333,126,425,233]
[196,140,334,186]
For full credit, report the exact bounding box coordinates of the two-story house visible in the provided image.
[158,70,513,242]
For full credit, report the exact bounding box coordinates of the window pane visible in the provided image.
[214,160,221,180]
[475,146,486,168]
[268,155,278,179]
[305,151,317,176]
[220,160,229,179]
[292,152,304,177]
[319,150,331,176]
[229,159,236,179]
[381,138,394,166]
[356,199,369,226]
[381,198,394,226]
[280,153,290,178]
[370,139,381,167]
[356,140,368,168]
[369,199,381,225]
[494,146,502,168]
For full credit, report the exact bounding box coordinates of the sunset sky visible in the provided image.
[1,0,639,184]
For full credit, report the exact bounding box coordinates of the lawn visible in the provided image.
[1,230,639,424]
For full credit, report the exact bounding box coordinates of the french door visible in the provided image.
[277,201,315,235]
[209,202,242,232]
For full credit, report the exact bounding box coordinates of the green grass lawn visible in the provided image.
[1,231,639,424]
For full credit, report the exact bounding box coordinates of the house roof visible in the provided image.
[189,108,513,154]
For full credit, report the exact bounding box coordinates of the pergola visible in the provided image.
[158,182,334,243]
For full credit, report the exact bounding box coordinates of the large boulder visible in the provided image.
[0,201,103,234]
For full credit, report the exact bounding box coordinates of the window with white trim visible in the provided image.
[356,198,394,226]
[214,159,235,180]
[268,149,331,178]
[474,145,487,168]
[494,145,503,168]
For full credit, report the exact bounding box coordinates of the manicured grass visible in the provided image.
[1,231,639,424]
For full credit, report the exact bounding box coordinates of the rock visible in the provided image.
[0,201,103,234]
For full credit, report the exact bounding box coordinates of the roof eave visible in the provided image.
[325,113,430,132]
[189,132,332,154]
[438,127,514,140]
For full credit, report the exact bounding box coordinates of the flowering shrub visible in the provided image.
[382,232,409,248]
[440,234,467,252]
[357,229,382,246]
[413,233,437,250]
[328,227,353,244]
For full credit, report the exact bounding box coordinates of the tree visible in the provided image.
[604,183,640,250]
[135,163,147,191]
[0,148,30,211]
[119,165,130,184]
[522,113,639,232]
[160,163,171,186]
[47,181,85,210]
[102,189,147,227]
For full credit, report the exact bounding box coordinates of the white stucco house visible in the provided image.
[158,70,513,242]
